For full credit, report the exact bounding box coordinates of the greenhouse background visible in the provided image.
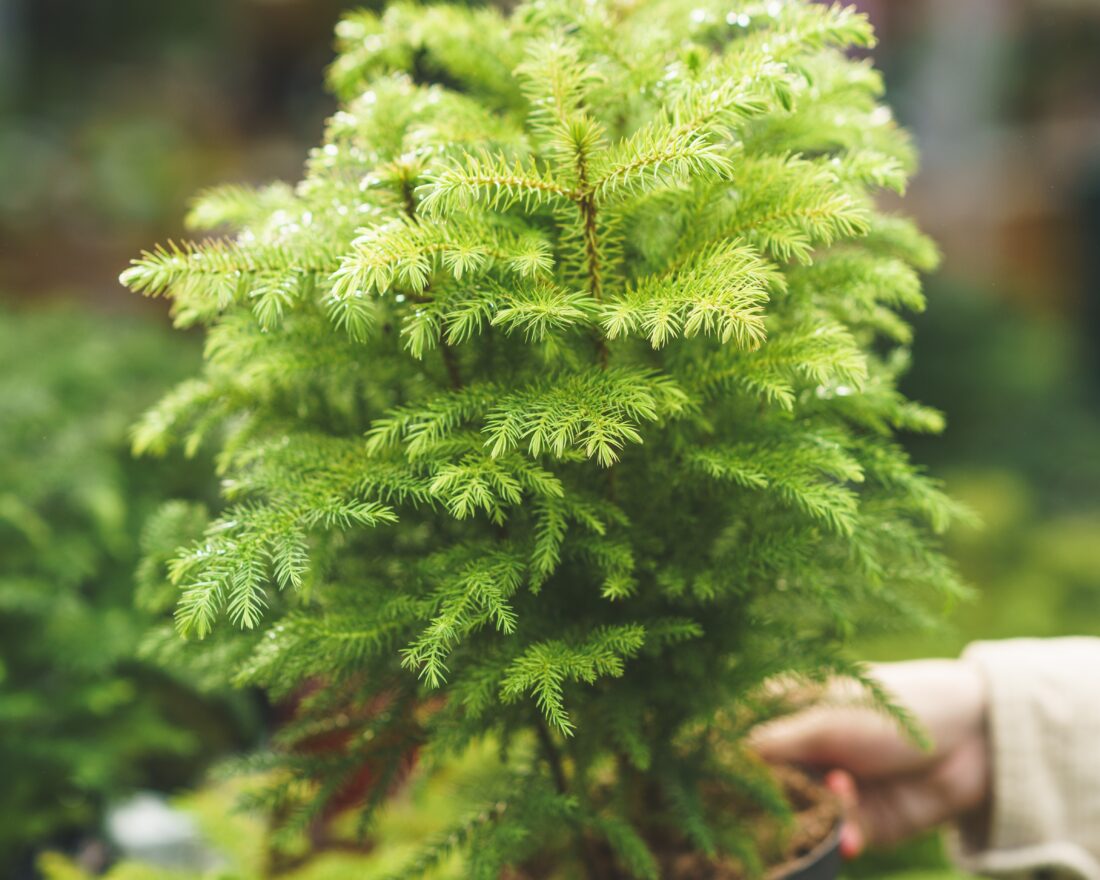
[1,0,1099,877]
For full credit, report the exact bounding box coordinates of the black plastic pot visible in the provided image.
[772,825,842,880]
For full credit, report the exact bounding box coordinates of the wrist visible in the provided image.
[956,657,992,815]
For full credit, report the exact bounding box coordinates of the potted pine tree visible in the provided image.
[123,0,964,876]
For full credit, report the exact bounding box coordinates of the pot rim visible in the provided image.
[765,821,842,880]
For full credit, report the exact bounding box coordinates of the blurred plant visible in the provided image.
[37,741,513,880]
[0,305,253,869]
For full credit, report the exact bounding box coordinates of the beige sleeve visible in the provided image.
[951,638,1100,880]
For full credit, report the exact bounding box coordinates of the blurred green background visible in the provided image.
[2,0,1099,877]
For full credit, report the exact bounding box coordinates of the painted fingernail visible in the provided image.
[825,769,850,793]
[839,822,864,859]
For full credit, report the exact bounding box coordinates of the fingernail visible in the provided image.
[825,769,852,796]
[839,822,864,859]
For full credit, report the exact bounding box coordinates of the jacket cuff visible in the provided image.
[952,638,1100,880]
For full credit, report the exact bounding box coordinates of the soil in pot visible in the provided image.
[510,765,842,880]
[659,765,842,880]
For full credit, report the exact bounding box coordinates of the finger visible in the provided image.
[752,659,982,779]
[825,769,857,807]
[839,823,865,860]
[752,704,928,779]
[825,770,865,859]
[852,731,989,847]
[853,779,951,847]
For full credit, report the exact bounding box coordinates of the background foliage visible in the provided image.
[0,307,259,873]
[1,0,1098,877]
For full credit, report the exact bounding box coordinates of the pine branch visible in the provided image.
[501,624,647,735]
[600,241,777,349]
[420,151,575,216]
[483,369,688,466]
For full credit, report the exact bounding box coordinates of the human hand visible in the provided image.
[752,660,990,857]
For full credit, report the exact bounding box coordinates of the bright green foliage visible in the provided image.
[0,307,249,865]
[125,0,965,874]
